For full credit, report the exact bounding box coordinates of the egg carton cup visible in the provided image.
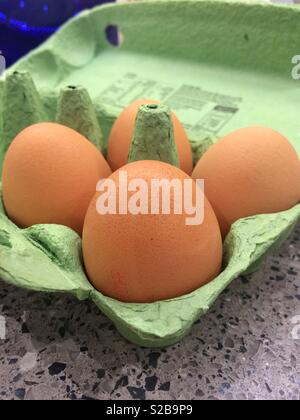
[0,0,300,347]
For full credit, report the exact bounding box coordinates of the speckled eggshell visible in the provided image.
[82,160,222,303]
[192,127,300,237]
[2,122,112,235]
[107,99,193,175]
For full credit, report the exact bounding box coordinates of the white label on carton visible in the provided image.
[98,72,242,138]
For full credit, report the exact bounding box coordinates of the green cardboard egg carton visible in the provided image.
[0,0,299,347]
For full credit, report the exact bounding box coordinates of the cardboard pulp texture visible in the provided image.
[0,0,299,347]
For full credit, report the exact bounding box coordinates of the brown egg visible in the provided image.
[82,160,222,303]
[192,127,300,238]
[107,99,193,175]
[2,122,112,235]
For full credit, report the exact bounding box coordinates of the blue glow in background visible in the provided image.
[0,0,114,66]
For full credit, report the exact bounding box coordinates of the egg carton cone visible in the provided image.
[0,0,300,347]
[56,85,104,152]
[0,71,47,172]
[128,103,179,166]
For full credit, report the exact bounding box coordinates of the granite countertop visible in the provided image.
[0,223,299,400]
